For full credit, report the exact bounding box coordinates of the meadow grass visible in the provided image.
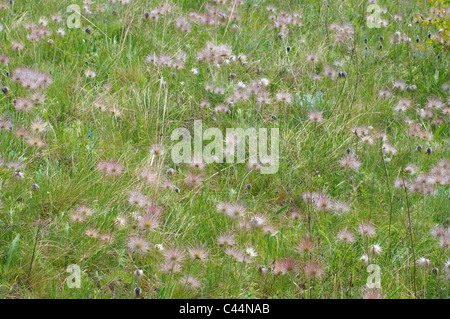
[0,0,448,299]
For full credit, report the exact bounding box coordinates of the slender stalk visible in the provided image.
[380,141,394,260]
[400,173,417,298]
[27,222,41,283]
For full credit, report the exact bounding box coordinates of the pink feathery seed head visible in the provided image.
[217,233,236,246]
[180,276,201,289]
[213,86,226,95]
[157,54,173,67]
[145,53,158,64]
[31,93,44,103]
[114,216,128,227]
[161,180,174,190]
[307,110,323,123]
[417,257,432,268]
[306,54,318,62]
[175,17,191,33]
[184,172,203,188]
[301,191,320,204]
[337,228,355,244]
[6,161,23,171]
[332,201,350,216]
[188,245,209,261]
[145,202,163,216]
[338,154,361,171]
[439,237,450,249]
[275,91,293,104]
[51,14,62,23]
[127,236,150,254]
[99,233,114,243]
[0,54,9,65]
[248,213,267,228]
[273,262,288,275]
[150,144,164,156]
[145,10,160,21]
[239,220,251,231]
[128,190,148,207]
[404,164,417,175]
[298,238,316,253]
[75,205,93,217]
[226,203,246,218]
[419,130,433,141]
[138,213,160,231]
[362,288,384,299]
[97,160,124,176]
[225,247,242,260]
[27,26,52,42]
[0,119,13,131]
[426,174,448,186]
[369,244,383,256]
[15,127,29,138]
[84,228,99,239]
[357,221,376,237]
[378,89,392,98]
[190,157,206,170]
[304,261,324,278]
[84,69,96,78]
[381,143,397,156]
[314,194,332,211]
[141,167,158,185]
[14,98,35,112]
[237,247,258,263]
[256,92,272,105]
[290,210,302,221]
[161,261,182,273]
[437,160,449,171]
[408,123,423,137]
[30,119,48,134]
[393,79,406,91]
[70,212,85,223]
[26,136,46,148]
[417,108,433,120]
[351,126,369,138]
[199,99,211,108]
[175,51,187,63]
[166,167,175,175]
[11,41,25,51]
[374,131,387,142]
[323,65,337,79]
[408,182,422,193]
[431,225,448,238]
[164,247,186,264]
[430,165,447,177]
[262,225,278,235]
[425,96,444,109]
[280,257,298,273]
[415,174,429,184]
[421,185,437,196]
[93,99,109,112]
[216,201,233,214]
[394,178,410,189]
[109,106,122,117]
[396,97,412,108]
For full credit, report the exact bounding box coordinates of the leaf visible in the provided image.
[276,205,289,215]
[436,123,447,137]
[5,233,20,271]
[434,70,440,83]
